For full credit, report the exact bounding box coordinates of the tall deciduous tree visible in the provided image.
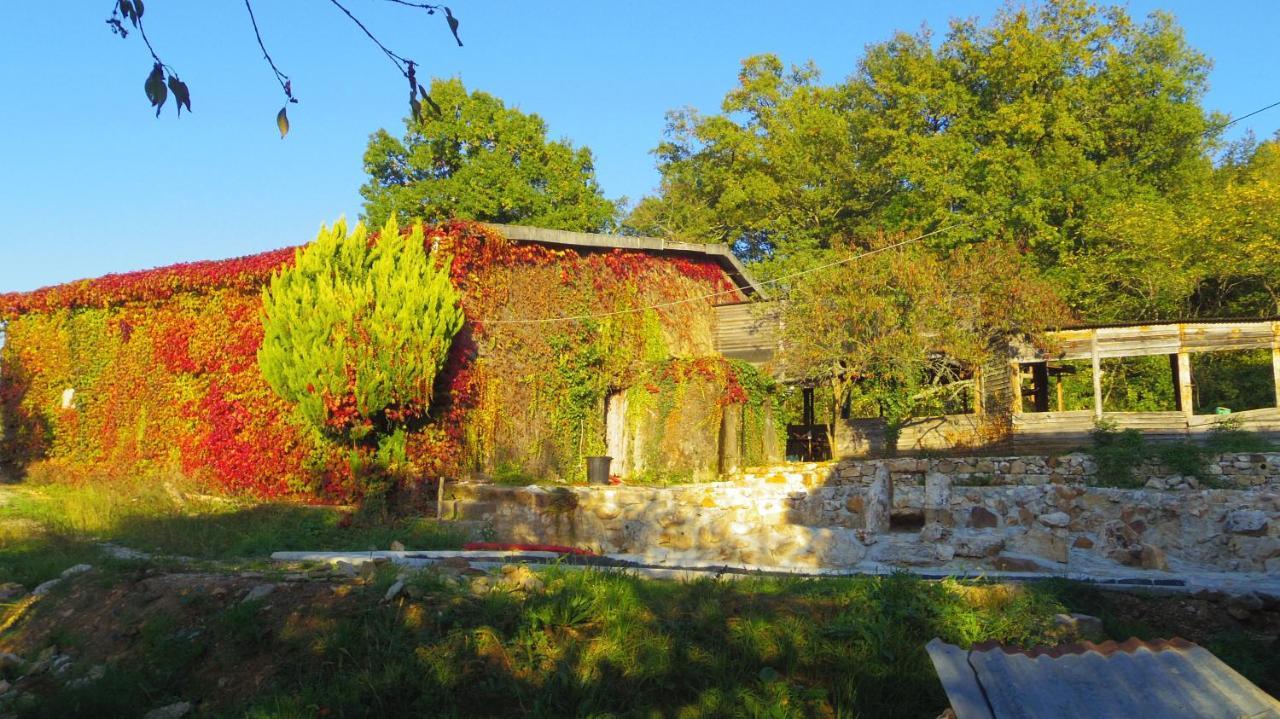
[629,0,1219,319]
[362,78,618,231]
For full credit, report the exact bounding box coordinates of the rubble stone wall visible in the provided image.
[443,453,1280,576]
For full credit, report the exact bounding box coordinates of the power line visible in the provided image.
[481,97,1280,326]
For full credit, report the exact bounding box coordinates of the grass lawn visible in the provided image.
[1,564,1274,718]
[0,477,465,588]
[1,478,1276,717]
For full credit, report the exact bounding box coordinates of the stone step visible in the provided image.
[441,500,499,521]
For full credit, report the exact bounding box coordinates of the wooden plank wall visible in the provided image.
[1004,408,1280,454]
[713,302,781,366]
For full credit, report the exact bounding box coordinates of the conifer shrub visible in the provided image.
[259,218,463,495]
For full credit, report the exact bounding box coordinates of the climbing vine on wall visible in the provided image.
[0,221,766,497]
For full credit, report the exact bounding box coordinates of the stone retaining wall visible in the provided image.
[443,453,1280,576]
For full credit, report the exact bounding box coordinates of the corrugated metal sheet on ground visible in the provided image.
[927,637,1280,719]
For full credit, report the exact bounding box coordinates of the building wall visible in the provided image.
[0,224,769,495]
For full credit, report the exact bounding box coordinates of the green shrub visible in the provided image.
[1152,441,1209,479]
[1204,416,1278,453]
[1089,421,1147,487]
[259,218,463,491]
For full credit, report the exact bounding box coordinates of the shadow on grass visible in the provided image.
[0,485,467,589]
[239,571,1073,719]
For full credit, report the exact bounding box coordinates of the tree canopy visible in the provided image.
[361,78,618,232]
[626,0,1273,323]
[780,237,1068,429]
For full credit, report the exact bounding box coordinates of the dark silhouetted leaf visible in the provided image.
[411,98,422,122]
[133,0,144,21]
[444,7,462,46]
[277,106,290,138]
[284,79,292,99]
[422,92,440,117]
[119,0,137,27]
[144,63,167,117]
[167,75,191,115]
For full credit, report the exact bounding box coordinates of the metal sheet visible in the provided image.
[928,638,1280,719]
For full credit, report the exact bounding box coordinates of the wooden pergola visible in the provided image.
[1008,318,1280,419]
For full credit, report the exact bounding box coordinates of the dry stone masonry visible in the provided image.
[444,452,1280,577]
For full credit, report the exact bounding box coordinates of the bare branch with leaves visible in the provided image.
[103,0,463,136]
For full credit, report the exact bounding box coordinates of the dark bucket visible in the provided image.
[586,456,613,484]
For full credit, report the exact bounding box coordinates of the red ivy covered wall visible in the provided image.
[0,222,756,499]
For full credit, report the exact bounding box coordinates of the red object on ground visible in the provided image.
[462,542,596,556]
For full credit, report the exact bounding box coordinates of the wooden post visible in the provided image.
[1056,378,1065,412]
[1091,332,1103,420]
[974,367,984,416]
[1031,363,1049,413]
[719,403,742,475]
[1010,362,1023,415]
[1177,352,1194,420]
[1273,321,1280,408]
[436,476,446,520]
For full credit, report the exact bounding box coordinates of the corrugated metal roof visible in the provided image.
[927,637,1280,719]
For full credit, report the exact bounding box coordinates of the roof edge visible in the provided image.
[483,223,767,300]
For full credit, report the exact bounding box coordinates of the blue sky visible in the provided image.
[1,1,1277,292]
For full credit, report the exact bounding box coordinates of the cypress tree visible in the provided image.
[259,218,463,475]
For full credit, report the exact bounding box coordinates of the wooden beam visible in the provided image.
[1091,331,1103,419]
[1273,321,1280,408]
[1177,352,1194,420]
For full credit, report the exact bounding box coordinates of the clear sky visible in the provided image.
[1,1,1277,293]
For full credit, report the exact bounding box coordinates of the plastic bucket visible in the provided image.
[586,456,613,484]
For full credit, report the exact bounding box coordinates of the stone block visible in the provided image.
[992,555,1049,572]
[1225,509,1269,535]
[920,521,948,542]
[1037,511,1070,528]
[864,465,893,533]
[1008,529,1069,563]
[953,534,1005,558]
[968,506,999,529]
[924,472,952,509]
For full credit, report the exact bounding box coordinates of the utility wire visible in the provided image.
[481,97,1280,325]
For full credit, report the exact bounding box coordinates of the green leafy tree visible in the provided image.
[362,78,618,231]
[629,0,1218,316]
[779,238,1067,444]
[1191,137,1280,316]
[259,217,463,478]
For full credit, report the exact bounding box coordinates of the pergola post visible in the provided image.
[1009,362,1022,415]
[1030,362,1050,412]
[1177,352,1194,420]
[1091,331,1103,419]
[1272,321,1280,407]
